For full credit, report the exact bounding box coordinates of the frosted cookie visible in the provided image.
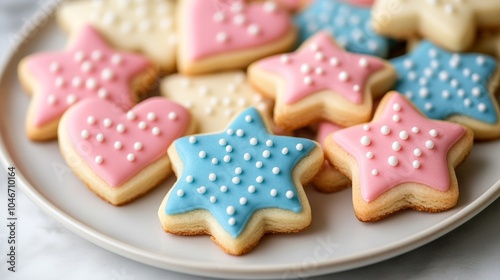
[312,121,351,193]
[371,0,500,52]
[325,92,473,222]
[57,0,177,72]
[158,107,323,255]
[248,32,396,131]
[160,71,272,134]
[177,0,296,75]
[294,0,392,57]
[18,26,155,141]
[58,97,194,206]
[392,41,500,140]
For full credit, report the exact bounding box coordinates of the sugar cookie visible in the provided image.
[18,26,155,141]
[325,92,473,222]
[58,97,194,206]
[160,71,272,134]
[371,0,500,51]
[295,0,391,57]
[248,31,396,131]
[392,40,500,140]
[57,0,177,72]
[158,107,323,255]
[177,0,296,74]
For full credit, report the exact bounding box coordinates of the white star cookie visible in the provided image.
[371,0,500,51]
[160,71,273,134]
[57,0,177,72]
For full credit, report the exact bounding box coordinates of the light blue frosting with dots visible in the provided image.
[165,107,317,238]
[392,41,498,124]
[294,0,391,57]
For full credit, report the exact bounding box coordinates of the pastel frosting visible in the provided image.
[27,25,152,127]
[257,32,385,104]
[392,41,499,124]
[333,93,466,202]
[165,107,317,238]
[294,0,390,57]
[65,97,190,187]
[186,0,292,60]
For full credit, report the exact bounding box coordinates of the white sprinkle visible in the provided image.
[478,103,487,112]
[239,197,247,205]
[425,140,435,149]
[81,130,89,139]
[360,136,371,146]
[232,176,241,184]
[442,90,451,99]
[138,121,147,130]
[127,153,135,162]
[116,124,125,133]
[72,77,82,88]
[176,189,184,197]
[233,14,246,25]
[226,145,233,153]
[363,125,370,131]
[94,156,103,164]
[103,118,112,128]
[300,63,311,74]
[189,136,197,144]
[338,71,349,82]
[247,24,260,36]
[380,125,390,135]
[286,191,294,199]
[419,88,429,98]
[226,206,235,215]
[211,158,219,165]
[315,67,324,75]
[216,32,228,43]
[213,11,225,22]
[393,103,401,112]
[329,57,339,66]
[464,98,472,107]
[256,176,264,183]
[226,128,234,135]
[270,189,277,197]
[392,141,401,151]
[266,140,273,147]
[248,185,256,193]
[429,129,438,137]
[296,143,304,151]
[111,54,122,65]
[101,68,114,81]
[234,167,242,175]
[114,141,122,150]
[388,156,398,167]
[392,115,400,122]
[412,160,421,169]
[280,54,290,64]
[97,88,108,99]
[47,95,57,105]
[476,56,485,66]
[472,87,481,97]
[87,116,95,125]
[412,127,420,133]
[403,59,413,69]
[50,62,60,73]
[353,85,360,92]
[224,155,231,162]
[96,133,104,142]
[74,51,85,62]
[199,151,207,158]
[236,129,244,137]
[272,167,280,174]
[210,196,217,203]
[147,112,156,121]
[315,52,325,61]
[220,186,228,192]
[358,58,368,68]
[414,148,422,157]
[303,76,313,85]
[366,152,374,159]
[197,186,206,194]
[282,148,289,155]
[228,218,235,226]
[399,131,409,140]
[371,169,379,176]
[152,127,160,136]
[245,115,253,122]
[81,61,93,73]
[134,142,142,151]
[262,150,271,158]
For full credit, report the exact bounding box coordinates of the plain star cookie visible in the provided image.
[58,97,195,206]
[294,0,392,57]
[158,107,323,255]
[160,71,272,134]
[392,41,500,140]
[57,0,177,72]
[325,92,473,222]
[248,32,396,131]
[177,0,296,74]
[18,25,155,141]
[371,0,500,51]
[312,121,351,193]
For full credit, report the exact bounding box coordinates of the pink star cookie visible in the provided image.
[58,97,195,205]
[248,31,396,131]
[371,0,500,51]
[18,26,155,141]
[177,0,296,74]
[325,92,474,221]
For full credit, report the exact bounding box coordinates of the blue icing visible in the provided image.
[294,0,391,57]
[392,41,498,124]
[165,107,317,238]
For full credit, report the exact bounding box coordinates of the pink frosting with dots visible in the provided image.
[333,93,466,202]
[27,26,152,127]
[257,32,385,105]
[186,0,292,60]
[65,97,190,187]
[342,0,375,7]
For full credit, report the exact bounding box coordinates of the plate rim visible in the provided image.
[1,1,500,278]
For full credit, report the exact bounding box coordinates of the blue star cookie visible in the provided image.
[294,0,391,57]
[392,40,500,140]
[158,107,323,255]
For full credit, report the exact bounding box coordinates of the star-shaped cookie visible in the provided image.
[158,107,323,255]
[325,92,473,222]
[294,0,391,57]
[18,25,155,140]
[57,0,177,72]
[160,71,272,134]
[371,0,500,51]
[392,40,500,140]
[248,31,396,131]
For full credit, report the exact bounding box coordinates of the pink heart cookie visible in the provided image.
[178,0,296,74]
[58,97,194,205]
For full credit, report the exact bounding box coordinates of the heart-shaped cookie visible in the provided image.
[177,0,296,74]
[58,97,193,205]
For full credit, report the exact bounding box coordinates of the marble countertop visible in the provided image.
[1,1,500,279]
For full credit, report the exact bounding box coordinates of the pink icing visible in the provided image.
[342,0,375,7]
[317,121,343,147]
[333,93,466,202]
[27,26,152,127]
[186,0,292,60]
[65,97,190,187]
[257,32,385,104]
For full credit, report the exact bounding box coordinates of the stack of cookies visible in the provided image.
[17,0,500,255]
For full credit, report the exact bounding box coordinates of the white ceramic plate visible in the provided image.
[1,3,500,279]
